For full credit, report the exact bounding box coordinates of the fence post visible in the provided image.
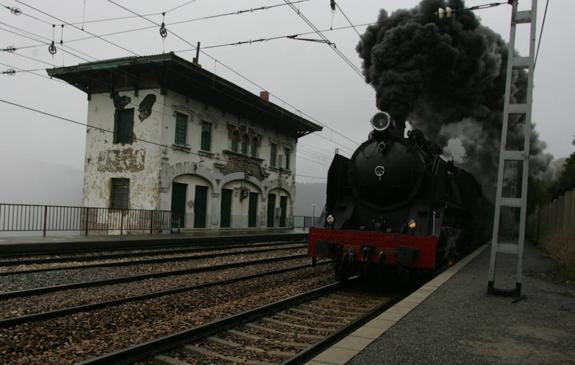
[42,205,48,237]
[84,207,89,236]
[150,210,154,235]
[120,210,124,236]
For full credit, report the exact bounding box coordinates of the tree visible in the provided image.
[549,150,575,198]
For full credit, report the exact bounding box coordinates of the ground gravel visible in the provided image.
[0,257,315,319]
[0,243,303,273]
[0,247,306,292]
[348,243,575,365]
[0,265,334,365]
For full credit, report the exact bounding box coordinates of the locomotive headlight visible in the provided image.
[326,215,335,225]
[370,112,391,132]
[408,219,417,230]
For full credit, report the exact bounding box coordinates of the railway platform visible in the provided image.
[308,242,575,365]
[0,229,306,254]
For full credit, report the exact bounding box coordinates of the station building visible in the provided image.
[48,53,322,230]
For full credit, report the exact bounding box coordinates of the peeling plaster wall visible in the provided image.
[82,87,298,229]
[157,90,297,228]
[83,90,165,210]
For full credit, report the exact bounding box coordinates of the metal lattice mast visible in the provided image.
[488,0,537,297]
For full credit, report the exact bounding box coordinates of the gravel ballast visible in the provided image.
[0,265,334,365]
[0,247,306,292]
[0,257,315,319]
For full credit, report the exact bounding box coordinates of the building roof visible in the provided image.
[47,53,322,138]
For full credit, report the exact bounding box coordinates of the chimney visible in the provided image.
[259,90,269,101]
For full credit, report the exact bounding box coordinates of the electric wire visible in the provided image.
[15,0,139,56]
[333,1,361,38]
[5,0,360,150]
[0,97,326,181]
[164,0,198,14]
[105,0,360,149]
[0,22,96,62]
[282,0,364,79]
[534,0,550,71]
[174,23,373,51]
[4,0,360,152]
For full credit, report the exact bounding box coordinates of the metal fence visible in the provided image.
[0,203,172,236]
[527,189,575,267]
[293,215,322,230]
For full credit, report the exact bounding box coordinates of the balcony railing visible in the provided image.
[0,203,172,236]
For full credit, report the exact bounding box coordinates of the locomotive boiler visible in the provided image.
[308,112,490,281]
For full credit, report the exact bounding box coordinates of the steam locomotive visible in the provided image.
[308,112,490,281]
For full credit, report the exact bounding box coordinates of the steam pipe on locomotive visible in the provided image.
[308,112,489,281]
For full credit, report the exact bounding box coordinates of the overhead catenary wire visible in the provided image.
[178,23,374,51]
[282,0,364,79]
[534,0,550,71]
[15,0,139,56]
[0,98,327,181]
[0,23,94,62]
[4,0,360,152]
[333,1,362,38]
[105,0,360,149]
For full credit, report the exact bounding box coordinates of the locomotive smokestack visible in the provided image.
[356,0,552,195]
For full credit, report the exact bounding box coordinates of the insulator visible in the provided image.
[159,22,168,38]
[4,45,16,53]
[48,41,57,55]
[9,6,22,15]
[330,0,336,11]
[445,7,453,18]
[2,69,16,76]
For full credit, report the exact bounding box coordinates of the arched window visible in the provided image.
[231,131,240,152]
[241,134,249,155]
[250,137,258,157]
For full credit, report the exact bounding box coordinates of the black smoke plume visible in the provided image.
[357,0,552,197]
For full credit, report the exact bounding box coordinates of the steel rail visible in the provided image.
[281,290,408,364]
[76,280,345,365]
[0,254,308,300]
[0,244,306,276]
[0,261,330,328]
[0,240,304,266]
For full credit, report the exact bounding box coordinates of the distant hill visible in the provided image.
[0,158,83,206]
[294,182,327,216]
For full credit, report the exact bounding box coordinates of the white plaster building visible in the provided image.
[48,53,321,230]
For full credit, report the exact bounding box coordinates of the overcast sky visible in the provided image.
[0,0,573,188]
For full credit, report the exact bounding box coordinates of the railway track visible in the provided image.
[78,280,404,365]
[0,260,330,327]
[0,254,309,300]
[0,263,334,365]
[0,240,304,266]
[0,243,306,275]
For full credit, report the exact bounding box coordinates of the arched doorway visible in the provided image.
[171,175,213,228]
[220,180,262,228]
[267,188,292,228]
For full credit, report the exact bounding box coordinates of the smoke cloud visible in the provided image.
[357,0,552,196]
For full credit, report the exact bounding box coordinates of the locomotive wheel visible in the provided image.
[334,253,353,282]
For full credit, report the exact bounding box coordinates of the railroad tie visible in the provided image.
[227,329,310,349]
[273,312,341,327]
[246,323,323,340]
[183,345,276,365]
[153,355,192,365]
[262,317,333,332]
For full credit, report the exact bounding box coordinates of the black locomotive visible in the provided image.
[308,112,491,280]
